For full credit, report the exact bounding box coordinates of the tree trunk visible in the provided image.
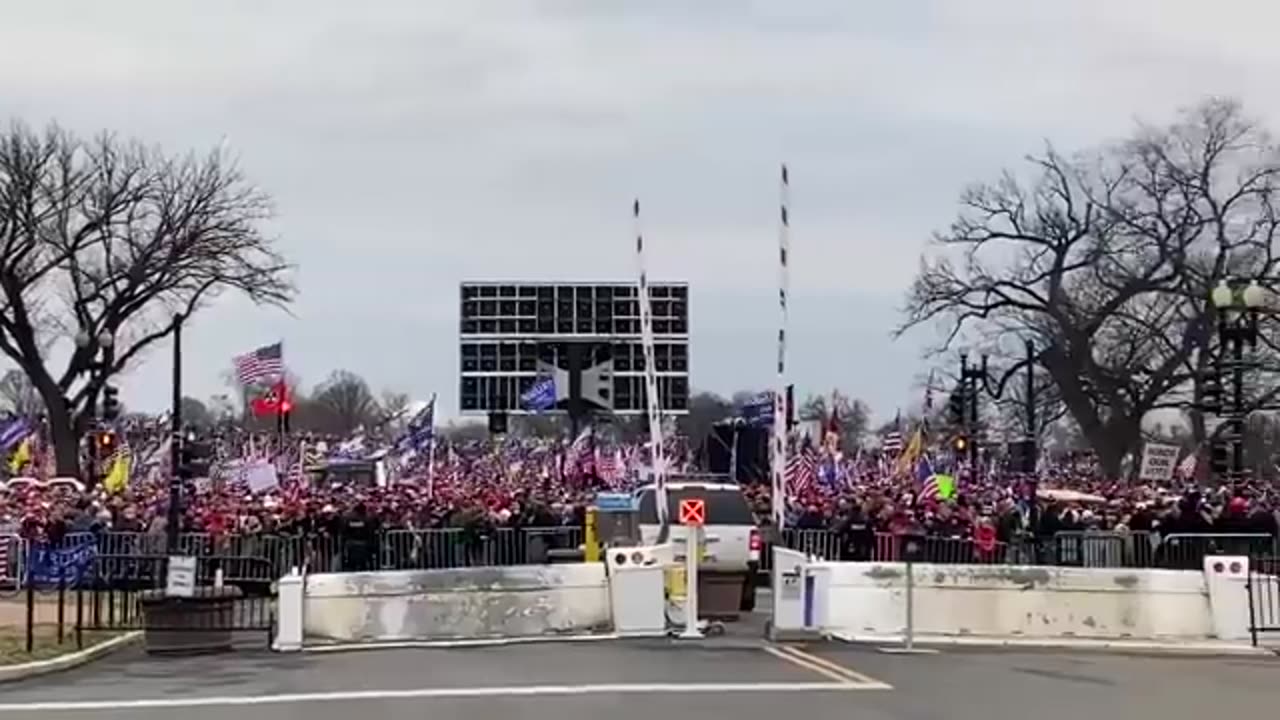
[49,407,81,478]
[1042,345,1140,478]
[31,378,80,477]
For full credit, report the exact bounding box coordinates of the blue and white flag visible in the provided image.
[396,395,436,455]
[0,417,31,452]
[521,376,557,411]
[26,540,96,589]
[739,391,774,427]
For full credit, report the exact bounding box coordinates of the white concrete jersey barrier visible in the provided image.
[808,561,1216,640]
[281,564,611,646]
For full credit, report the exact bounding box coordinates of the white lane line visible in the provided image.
[0,682,873,712]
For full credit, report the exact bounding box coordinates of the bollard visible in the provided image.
[904,556,914,652]
[877,534,936,654]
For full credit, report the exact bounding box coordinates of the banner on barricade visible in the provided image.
[25,541,96,588]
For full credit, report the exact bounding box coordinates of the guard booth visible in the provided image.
[584,492,641,562]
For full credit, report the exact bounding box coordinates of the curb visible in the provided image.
[0,631,143,683]
[827,632,1275,657]
[304,632,621,652]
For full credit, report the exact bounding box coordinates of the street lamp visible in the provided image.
[1207,278,1270,481]
[74,329,114,355]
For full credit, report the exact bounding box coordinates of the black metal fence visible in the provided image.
[20,552,276,655]
[1248,556,1280,646]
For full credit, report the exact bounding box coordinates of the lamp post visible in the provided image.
[1208,279,1268,481]
[74,329,115,480]
[74,329,115,377]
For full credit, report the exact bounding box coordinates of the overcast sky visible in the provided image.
[1,0,1277,422]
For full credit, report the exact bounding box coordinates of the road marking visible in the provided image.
[766,644,893,688]
[0,682,878,712]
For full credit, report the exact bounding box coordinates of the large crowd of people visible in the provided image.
[1,426,1276,558]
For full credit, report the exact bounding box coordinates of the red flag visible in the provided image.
[251,381,290,417]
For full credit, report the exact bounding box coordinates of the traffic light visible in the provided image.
[1209,440,1230,477]
[1008,439,1037,474]
[1198,371,1224,414]
[952,435,969,453]
[947,390,966,426]
[177,438,212,480]
[95,431,117,460]
[101,385,120,422]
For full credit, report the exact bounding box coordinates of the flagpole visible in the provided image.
[426,392,438,498]
[633,199,669,531]
[771,164,791,531]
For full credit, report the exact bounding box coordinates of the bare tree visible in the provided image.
[0,122,293,473]
[311,370,378,435]
[898,98,1280,475]
[375,390,411,431]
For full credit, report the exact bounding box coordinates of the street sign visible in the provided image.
[594,492,635,512]
[678,498,705,526]
[166,555,196,598]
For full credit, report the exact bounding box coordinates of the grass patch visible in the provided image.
[0,625,123,665]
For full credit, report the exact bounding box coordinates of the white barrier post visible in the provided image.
[273,568,304,652]
[680,525,703,639]
[904,556,915,652]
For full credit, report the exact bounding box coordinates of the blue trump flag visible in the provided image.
[26,540,96,589]
[521,376,556,411]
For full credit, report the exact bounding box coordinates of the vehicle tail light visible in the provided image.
[749,528,763,553]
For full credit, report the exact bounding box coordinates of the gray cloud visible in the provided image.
[1,0,1277,422]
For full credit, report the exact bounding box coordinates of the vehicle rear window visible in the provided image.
[637,487,754,525]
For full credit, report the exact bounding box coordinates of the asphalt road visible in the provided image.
[0,640,1276,720]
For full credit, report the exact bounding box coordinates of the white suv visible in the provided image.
[633,480,762,612]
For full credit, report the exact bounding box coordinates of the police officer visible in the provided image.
[341,503,380,572]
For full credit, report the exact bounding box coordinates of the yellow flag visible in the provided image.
[893,428,924,477]
[7,437,31,474]
[102,450,131,494]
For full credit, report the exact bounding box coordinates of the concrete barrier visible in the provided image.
[300,564,611,644]
[809,561,1214,640]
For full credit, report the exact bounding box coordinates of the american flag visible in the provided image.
[1176,452,1197,478]
[0,537,9,585]
[785,446,817,495]
[233,342,284,386]
[882,410,904,453]
[596,448,624,488]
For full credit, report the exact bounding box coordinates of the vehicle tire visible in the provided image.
[739,570,757,612]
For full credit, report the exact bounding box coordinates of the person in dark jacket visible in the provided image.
[341,503,380,572]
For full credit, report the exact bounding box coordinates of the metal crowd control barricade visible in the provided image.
[1048,531,1150,568]
[1159,533,1275,571]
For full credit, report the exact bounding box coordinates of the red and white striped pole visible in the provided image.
[634,199,669,529]
[771,165,791,531]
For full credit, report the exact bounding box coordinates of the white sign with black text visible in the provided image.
[1139,442,1180,482]
[165,555,197,598]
